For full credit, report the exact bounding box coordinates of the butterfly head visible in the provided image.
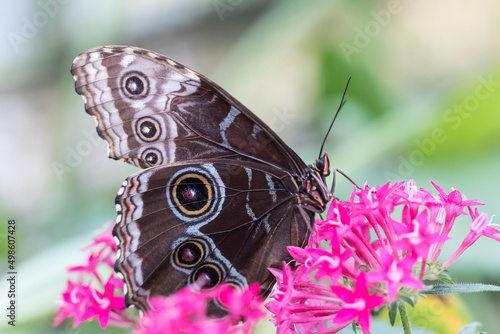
[299,153,332,213]
[313,153,330,177]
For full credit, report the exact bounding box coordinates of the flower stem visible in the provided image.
[398,302,412,334]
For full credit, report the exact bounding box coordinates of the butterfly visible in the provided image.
[71,45,333,313]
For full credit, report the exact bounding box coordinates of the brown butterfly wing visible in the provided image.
[114,159,311,311]
[71,45,307,175]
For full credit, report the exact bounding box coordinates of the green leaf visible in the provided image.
[400,296,415,307]
[439,277,455,285]
[423,284,500,295]
[439,270,454,284]
[388,302,397,326]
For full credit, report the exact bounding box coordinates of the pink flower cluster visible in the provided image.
[266,180,498,334]
[54,225,267,333]
[54,224,131,329]
[136,284,266,334]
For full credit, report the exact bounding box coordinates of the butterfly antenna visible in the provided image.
[318,77,352,158]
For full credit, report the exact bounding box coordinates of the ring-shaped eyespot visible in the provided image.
[171,173,212,217]
[121,71,149,99]
[142,148,163,166]
[191,263,222,290]
[136,117,161,142]
[173,240,204,268]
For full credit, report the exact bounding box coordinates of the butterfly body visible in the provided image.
[71,46,331,311]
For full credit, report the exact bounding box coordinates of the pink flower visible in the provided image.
[443,209,499,268]
[67,252,105,282]
[331,272,385,333]
[68,224,116,281]
[367,250,424,302]
[54,277,127,329]
[54,276,126,329]
[89,276,126,328]
[267,263,348,334]
[431,180,483,219]
[135,290,213,334]
[55,223,132,329]
[87,224,117,252]
[266,263,306,333]
[467,208,499,242]
[54,280,96,328]
[135,285,266,334]
[290,231,352,283]
[217,283,266,325]
[391,210,449,260]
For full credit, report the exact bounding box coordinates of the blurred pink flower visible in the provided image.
[67,252,105,282]
[90,276,126,328]
[135,284,266,334]
[54,280,96,328]
[54,224,132,329]
[217,283,266,325]
[54,276,126,329]
[55,223,266,333]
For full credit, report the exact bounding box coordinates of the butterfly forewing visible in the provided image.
[71,46,306,174]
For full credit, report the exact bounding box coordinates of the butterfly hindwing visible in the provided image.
[114,159,311,311]
[71,45,306,174]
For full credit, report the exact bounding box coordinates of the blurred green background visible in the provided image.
[1,1,499,333]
